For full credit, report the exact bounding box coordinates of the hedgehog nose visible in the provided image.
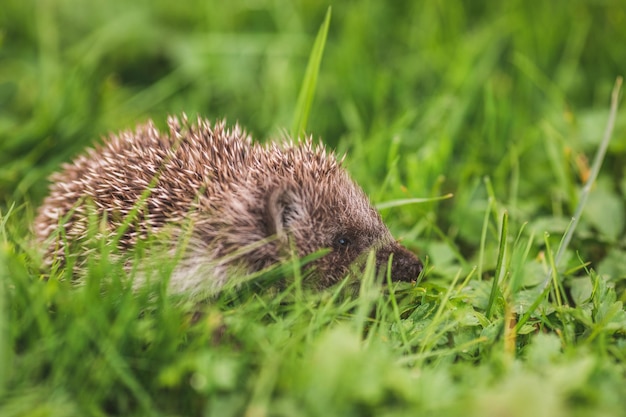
[377,242,423,282]
[391,244,423,282]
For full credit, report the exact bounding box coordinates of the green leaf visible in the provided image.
[526,333,562,368]
[583,180,625,241]
[569,277,593,305]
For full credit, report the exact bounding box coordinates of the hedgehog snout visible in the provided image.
[376,242,423,282]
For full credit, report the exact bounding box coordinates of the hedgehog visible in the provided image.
[35,115,423,295]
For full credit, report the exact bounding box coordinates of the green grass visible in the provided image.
[2,0,626,416]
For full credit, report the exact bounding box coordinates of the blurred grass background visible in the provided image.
[1,0,626,416]
[1,0,625,266]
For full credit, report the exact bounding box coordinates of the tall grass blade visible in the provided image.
[486,210,508,319]
[375,193,453,210]
[540,76,623,291]
[291,7,332,138]
[478,195,494,281]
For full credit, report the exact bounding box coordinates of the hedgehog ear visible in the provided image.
[264,185,297,239]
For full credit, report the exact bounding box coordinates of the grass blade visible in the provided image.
[486,210,508,319]
[541,76,623,290]
[375,193,453,210]
[290,7,332,138]
[478,195,494,281]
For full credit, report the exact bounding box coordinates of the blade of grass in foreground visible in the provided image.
[540,76,622,291]
[486,210,508,319]
[290,7,331,138]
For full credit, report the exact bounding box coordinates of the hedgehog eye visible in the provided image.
[336,237,351,247]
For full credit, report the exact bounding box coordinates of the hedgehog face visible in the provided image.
[264,178,422,287]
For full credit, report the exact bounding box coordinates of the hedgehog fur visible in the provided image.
[35,115,423,295]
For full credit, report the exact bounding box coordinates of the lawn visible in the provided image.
[1,0,626,416]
